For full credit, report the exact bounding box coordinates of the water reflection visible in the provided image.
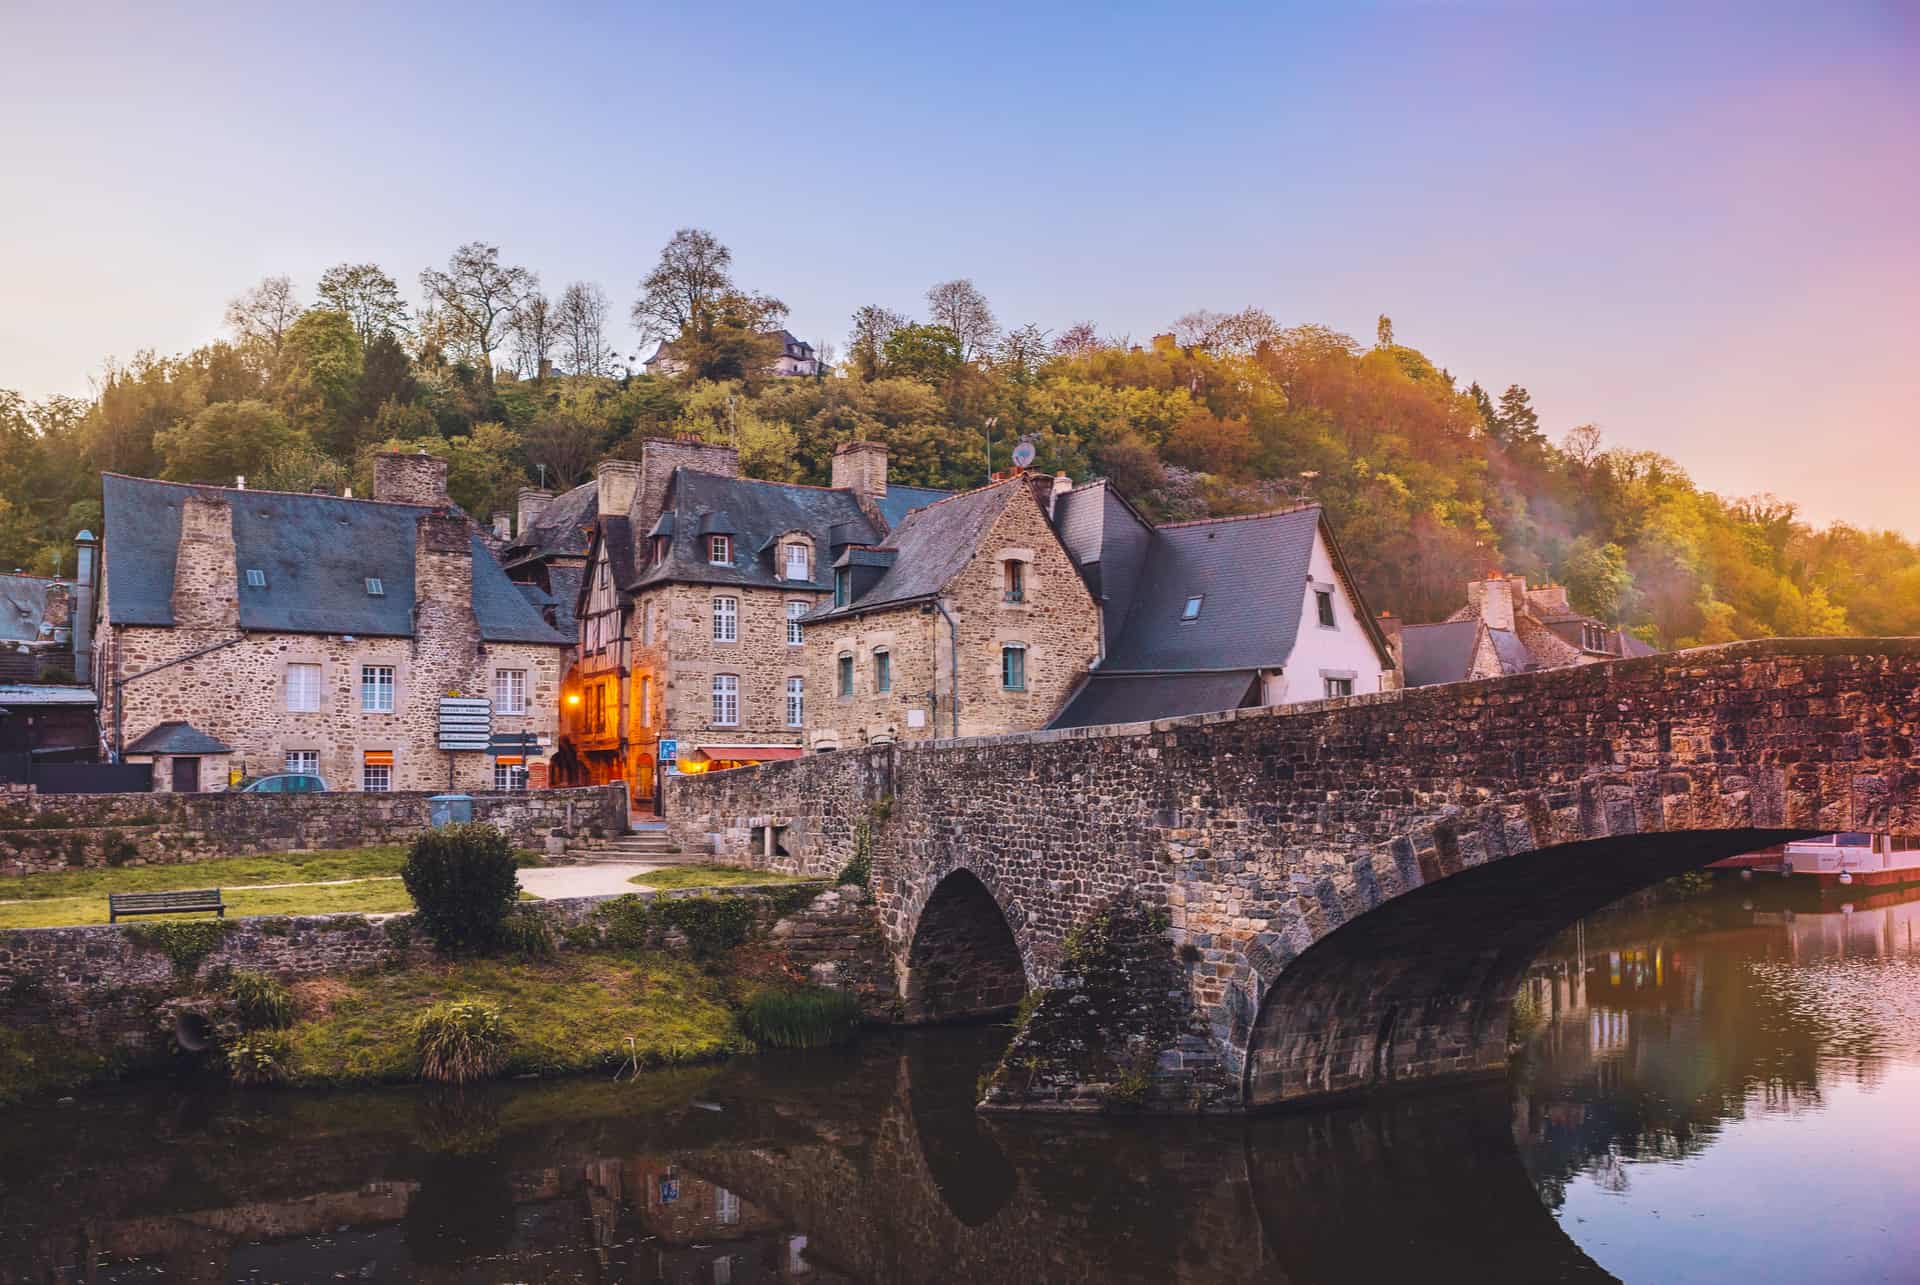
[2,878,1916,1284]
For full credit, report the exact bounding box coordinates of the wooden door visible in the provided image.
[171,756,201,793]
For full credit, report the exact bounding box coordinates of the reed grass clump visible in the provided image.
[741,986,862,1050]
[414,999,512,1084]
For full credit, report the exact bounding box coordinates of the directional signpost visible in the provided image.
[438,696,492,791]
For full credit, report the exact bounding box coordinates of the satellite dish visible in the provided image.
[1010,440,1037,470]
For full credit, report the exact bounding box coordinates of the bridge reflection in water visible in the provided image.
[3,878,1916,1284]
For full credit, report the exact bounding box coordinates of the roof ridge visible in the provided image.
[102,472,446,511]
[1155,502,1321,530]
[903,475,1023,513]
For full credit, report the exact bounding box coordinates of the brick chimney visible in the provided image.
[373,451,450,505]
[595,458,645,521]
[172,494,239,631]
[639,437,740,525]
[515,487,554,537]
[832,441,889,507]
[413,511,477,649]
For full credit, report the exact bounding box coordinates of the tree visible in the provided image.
[555,281,613,376]
[1171,307,1280,356]
[316,263,409,345]
[846,304,906,381]
[225,275,301,360]
[278,309,364,454]
[925,279,998,362]
[418,243,537,380]
[992,324,1051,385]
[154,400,308,484]
[1559,536,1634,622]
[1054,321,1103,356]
[1562,423,1604,469]
[881,323,963,385]
[1492,384,1544,450]
[631,228,734,341]
[508,294,559,379]
[356,332,419,431]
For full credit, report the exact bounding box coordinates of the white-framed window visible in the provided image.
[786,676,804,727]
[712,673,739,725]
[1324,675,1354,699]
[285,750,319,775]
[784,543,809,581]
[493,760,528,791]
[786,600,806,646]
[492,668,526,714]
[874,649,892,694]
[708,534,731,564]
[362,753,392,792]
[639,676,652,728]
[713,596,738,642]
[1182,595,1204,621]
[1001,644,1027,691]
[360,665,395,713]
[285,663,322,712]
[1315,589,1336,629]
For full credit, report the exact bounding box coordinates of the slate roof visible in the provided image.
[1050,670,1260,730]
[543,564,585,638]
[504,480,598,569]
[1621,634,1660,659]
[1488,627,1532,675]
[875,484,953,530]
[123,720,232,755]
[1100,507,1325,672]
[0,684,96,707]
[1052,481,1153,643]
[0,574,61,645]
[101,475,567,646]
[626,471,882,594]
[1397,620,1482,687]
[806,480,1018,621]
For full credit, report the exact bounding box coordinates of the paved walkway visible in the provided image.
[516,863,666,900]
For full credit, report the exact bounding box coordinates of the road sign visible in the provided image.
[659,738,680,776]
[437,697,492,751]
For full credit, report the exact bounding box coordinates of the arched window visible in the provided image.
[712,596,738,643]
[786,676,804,727]
[712,674,739,725]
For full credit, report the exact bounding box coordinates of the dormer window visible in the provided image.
[652,535,669,564]
[1003,560,1026,604]
[834,568,851,607]
[1181,595,1203,621]
[708,535,731,565]
[785,542,810,581]
[245,568,267,588]
[365,577,385,597]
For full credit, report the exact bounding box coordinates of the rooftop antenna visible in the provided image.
[535,463,549,489]
[983,416,999,483]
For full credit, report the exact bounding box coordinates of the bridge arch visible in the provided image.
[1240,824,1810,1108]
[901,868,1030,1024]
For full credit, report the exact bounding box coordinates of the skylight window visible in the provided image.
[1181,595,1204,621]
[245,568,266,588]
[365,577,385,597]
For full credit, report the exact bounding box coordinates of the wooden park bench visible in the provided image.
[108,889,225,923]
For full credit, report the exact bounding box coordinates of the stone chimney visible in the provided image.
[172,494,239,631]
[515,487,554,538]
[490,512,512,541]
[72,528,97,683]
[595,458,645,522]
[832,441,889,507]
[1464,574,1516,633]
[413,511,477,650]
[639,437,740,525]
[373,451,450,505]
[1526,582,1572,616]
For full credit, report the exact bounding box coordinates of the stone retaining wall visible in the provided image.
[0,783,627,877]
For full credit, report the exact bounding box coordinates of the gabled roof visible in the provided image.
[874,484,953,530]
[123,720,231,755]
[101,475,567,646]
[806,479,1020,621]
[1397,619,1483,687]
[0,573,62,645]
[626,470,881,593]
[1049,670,1259,731]
[504,479,598,568]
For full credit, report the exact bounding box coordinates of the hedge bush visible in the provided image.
[401,824,519,953]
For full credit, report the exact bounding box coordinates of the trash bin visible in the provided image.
[429,794,474,827]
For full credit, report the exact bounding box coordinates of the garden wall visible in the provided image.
[0,783,627,877]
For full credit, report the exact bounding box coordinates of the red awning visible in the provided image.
[684,745,805,762]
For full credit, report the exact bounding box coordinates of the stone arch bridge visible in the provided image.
[666,639,1920,1111]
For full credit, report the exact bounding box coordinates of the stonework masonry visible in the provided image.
[667,638,1920,1111]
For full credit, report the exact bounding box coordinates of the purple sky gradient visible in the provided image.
[4,2,1915,531]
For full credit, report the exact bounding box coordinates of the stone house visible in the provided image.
[1393,572,1657,687]
[95,454,569,793]
[1047,480,1397,728]
[544,438,951,807]
[803,475,1102,749]
[0,567,81,683]
[643,329,823,378]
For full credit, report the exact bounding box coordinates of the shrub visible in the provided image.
[100,830,139,867]
[593,894,656,951]
[741,986,862,1049]
[658,895,757,960]
[383,916,415,949]
[497,909,555,960]
[226,971,294,1029]
[414,1000,512,1084]
[126,920,231,979]
[225,1030,293,1086]
[401,824,520,953]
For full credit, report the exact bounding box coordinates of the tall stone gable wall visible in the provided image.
[667,638,1920,1106]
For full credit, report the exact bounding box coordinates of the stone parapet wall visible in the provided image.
[0,784,627,876]
[666,746,892,879]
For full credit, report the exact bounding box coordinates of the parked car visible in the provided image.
[234,772,328,793]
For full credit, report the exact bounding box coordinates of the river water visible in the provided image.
[3,875,1917,1283]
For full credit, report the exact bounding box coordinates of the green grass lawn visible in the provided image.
[0,878,421,929]
[287,952,739,1084]
[0,846,411,902]
[627,864,820,890]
